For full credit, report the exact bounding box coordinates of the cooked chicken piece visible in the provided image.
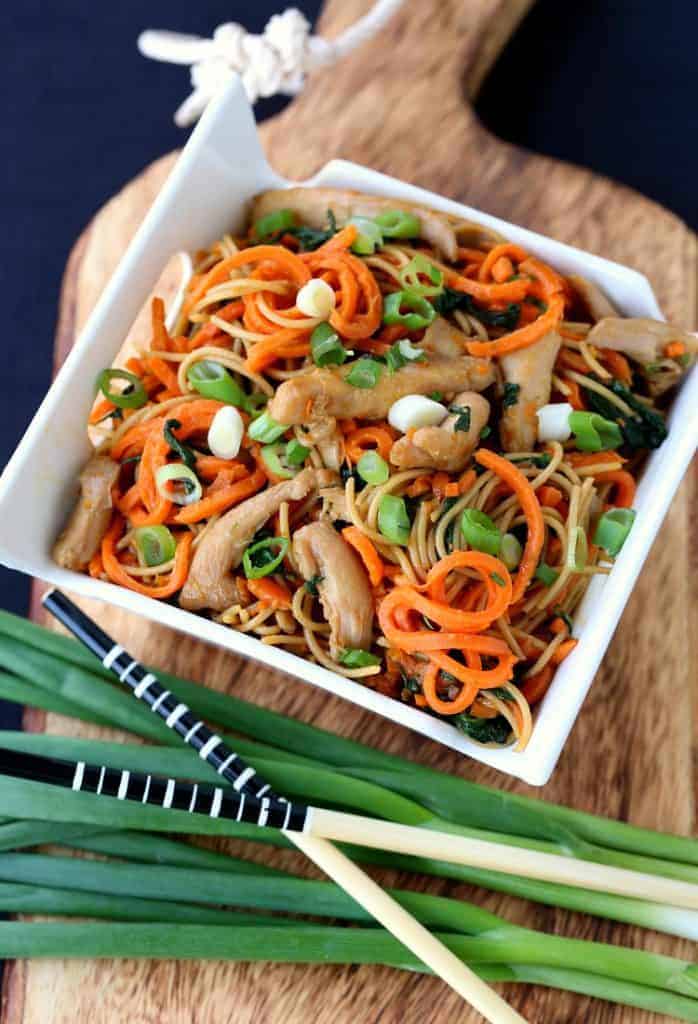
[252,188,459,261]
[587,317,697,366]
[499,331,561,452]
[319,486,351,524]
[269,356,494,425]
[568,275,619,323]
[293,521,374,655]
[180,468,337,612]
[420,317,470,359]
[390,392,490,472]
[53,456,120,571]
[302,418,343,471]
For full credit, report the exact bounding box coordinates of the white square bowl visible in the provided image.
[1,79,696,785]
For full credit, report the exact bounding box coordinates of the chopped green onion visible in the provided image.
[305,574,323,596]
[339,649,381,668]
[155,464,202,506]
[535,562,559,587]
[285,440,310,466]
[310,322,348,367]
[242,537,289,579]
[460,509,501,556]
[569,411,623,452]
[500,533,522,570]
[566,526,589,572]
[428,391,443,402]
[348,217,383,255]
[383,290,437,331]
[594,508,637,557]
[503,383,520,408]
[377,494,411,545]
[96,369,147,410]
[346,358,383,389]
[248,411,287,444]
[253,208,296,241]
[480,425,492,439]
[186,361,248,407]
[373,209,421,238]
[260,444,296,480]
[244,393,268,413]
[398,254,444,298]
[385,339,425,373]
[356,451,390,485]
[132,526,176,567]
[164,419,196,470]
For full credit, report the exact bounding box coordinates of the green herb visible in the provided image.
[346,358,383,389]
[304,575,324,596]
[449,404,471,433]
[583,378,668,450]
[488,687,515,701]
[339,649,381,668]
[432,289,521,331]
[490,572,506,587]
[286,210,337,251]
[400,672,421,694]
[163,419,196,470]
[531,453,552,469]
[526,297,548,312]
[428,391,443,402]
[503,383,520,408]
[242,537,289,579]
[480,425,492,439]
[553,609,574,632]
[96,369,147,410]
[454,712,512,745]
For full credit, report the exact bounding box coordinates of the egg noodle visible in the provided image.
[54,191,695,751]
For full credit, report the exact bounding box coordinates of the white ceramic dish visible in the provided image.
[0,79,696,785]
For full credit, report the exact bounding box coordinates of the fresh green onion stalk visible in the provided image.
[310,322,348,367]
[460,509,501,556]
[242,537,289,579]
[96,369,147,410]
[186,361,248,407]
[378,494,411,545]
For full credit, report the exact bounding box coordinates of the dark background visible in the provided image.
[0,0,695,640]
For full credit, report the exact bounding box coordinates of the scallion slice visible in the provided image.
[356,451,390,485]
[285,440,310,466]
[377,494,411,545]
[310,323,348,367]
[248,411,287,444]
[346,358,383,389]
[132,526,176,567]
[385,338,426,373]
[535,562,559,587]
[242,537,289,579]
[383,290,436,331]
[155,464,202,506]
[460,509,501,556]
[96,369,147,410]
[593,507,637,556]
[260,444,296,480]
[186,361,247,407]
[373,209,421,238]
[339,649,381,668]
[398,254,444,298]
[500,532,522,570]
[566,526,589,572]
[253,208,296,241]
[569,411,623,452]
[348,217,383,255]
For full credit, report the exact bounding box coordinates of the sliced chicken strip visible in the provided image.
[252,188,459,261]
[293,521,374,656]
[420,317,470,359]
[180,468,337,612]
[390,392,490,472]
[499,331,562,452]
[302,417,343,471]
[568,275,619,323]
[587,317,697,366]
[269,356,494,425]
[53,456,120,571]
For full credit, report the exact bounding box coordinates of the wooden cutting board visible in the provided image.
[5,1,697,1021]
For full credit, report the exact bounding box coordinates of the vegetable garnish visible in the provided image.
[569,411,623,452]
[132,525,176,567]
[594,508,637,556]
[382,290,437,331]
[310,322,349,367]
[339,648,382,668]
[155,463,203,506]
[248,411,287,444]
[96,369,147,410]
[242,536,289,579]
[187,361,248,407]
[58,189,691,752]
[346,357,383,389]
[373,209,421,238]
[461,509,502,556]
[378,494,411,545]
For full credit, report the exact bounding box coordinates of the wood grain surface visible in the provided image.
[4,1,697,1021]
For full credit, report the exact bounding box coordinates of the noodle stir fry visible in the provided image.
[54,189,696,750]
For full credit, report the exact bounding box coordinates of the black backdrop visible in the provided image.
[1,0,696,630]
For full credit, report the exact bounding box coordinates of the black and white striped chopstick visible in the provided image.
[42,590,309,833]
[0,745,294,827]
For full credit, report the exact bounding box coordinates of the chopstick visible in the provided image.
[42,590,524,1023]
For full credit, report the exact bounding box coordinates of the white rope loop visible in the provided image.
[138,0,405,126]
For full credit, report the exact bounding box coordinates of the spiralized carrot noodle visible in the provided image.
[60,188,682,749]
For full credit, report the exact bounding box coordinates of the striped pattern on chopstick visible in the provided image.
[41,591,309,832]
